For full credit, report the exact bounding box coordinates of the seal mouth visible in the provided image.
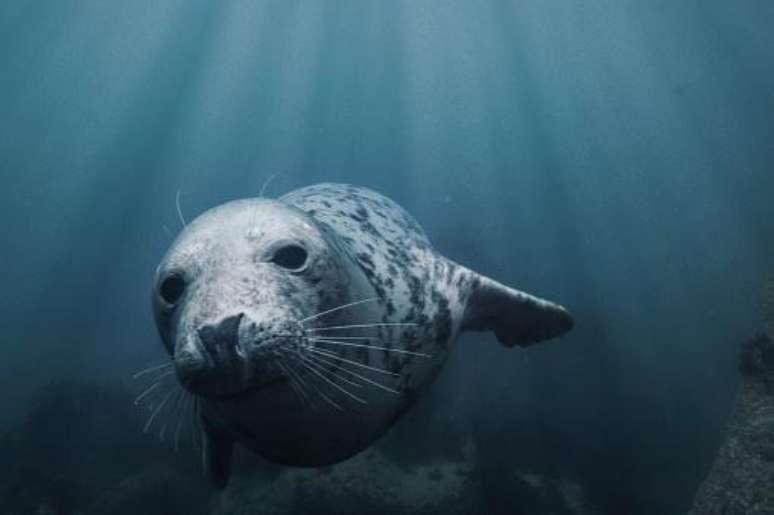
[174,313,305,398]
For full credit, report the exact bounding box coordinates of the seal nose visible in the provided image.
[198,314,244,358]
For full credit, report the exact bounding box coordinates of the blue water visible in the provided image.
[1,2,773,514]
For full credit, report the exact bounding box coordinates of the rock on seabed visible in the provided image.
[689,334,774,515]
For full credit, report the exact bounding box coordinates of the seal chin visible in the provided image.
[212,375,289,401]
[173,312,304,398]
[174,338,292,398]
[176,357,288,399]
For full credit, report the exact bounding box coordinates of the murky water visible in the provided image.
[1,2,773,514]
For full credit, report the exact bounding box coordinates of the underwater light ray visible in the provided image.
[4,1,227,383]
[156,2,300,200]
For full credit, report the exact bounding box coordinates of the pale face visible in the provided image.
[152,199,349,399]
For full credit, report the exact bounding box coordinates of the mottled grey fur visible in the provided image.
[152,183,573,488]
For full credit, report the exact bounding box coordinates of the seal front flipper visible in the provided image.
[202,418,234,489]
[460,268,574,347]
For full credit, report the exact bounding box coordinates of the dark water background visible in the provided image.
[1,1,773,514]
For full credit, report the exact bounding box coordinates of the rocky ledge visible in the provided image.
[689,333,774,514]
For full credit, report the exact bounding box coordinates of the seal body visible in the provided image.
[151,183,573,487]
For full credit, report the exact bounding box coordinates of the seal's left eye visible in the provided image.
[271,244,308,271]
[159,274,186,306]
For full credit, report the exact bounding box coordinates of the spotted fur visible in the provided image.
[282,184,474,392]
[152,182,572,488]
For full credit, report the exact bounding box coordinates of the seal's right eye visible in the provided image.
[159,273,186,306]
[271,244,308,271]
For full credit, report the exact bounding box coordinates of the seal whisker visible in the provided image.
[305,336,376,340]
[305,353,400,396]
[175,190,187,228]
[134,378,172,406]
[252,173,282,229]
[163,387,185,443]
[303,347,400,377]
[276,358,309,408]
[296,354,363,390]
[281,356,319,411]
[178,395,192,450]
[305,322,418,332]
[288,364,312,408]
[132,362,174,380]
[135,370,176,389]
[191,397,203,451]
[144,387,176,433]
[296,356,367,405]
[285,354,344,411]
[295,360,345,411]
[159,388,181,441]
[299,298,378,325]
[187,395,199,451]
[259,172,280,198]
[173,392,190,451]
[308,337,432,358]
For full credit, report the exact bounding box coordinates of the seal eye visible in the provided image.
[159,274,186,306]
[271,244,308,271]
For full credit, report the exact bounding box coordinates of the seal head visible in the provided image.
[153,199,349,400]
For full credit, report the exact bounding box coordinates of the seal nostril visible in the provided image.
[198,314,245,354]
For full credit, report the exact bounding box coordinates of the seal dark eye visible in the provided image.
[159,274,186,306]
[271,244,308,271]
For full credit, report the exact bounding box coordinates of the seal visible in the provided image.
[151,183,573,487]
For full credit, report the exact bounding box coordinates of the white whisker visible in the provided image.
[308,336,374,340]
[282,357,318,411]
[144,388,175,433]
[132,362,174,379]
[191,398,202,451]
[305,322,418,332]
[175,190,187,228]
[305,353,400,395]
[277,359,309,408]
[299,298,378,324]
[286,355,343,411]
[174,393,190,451]
[309,338,432,358]
[160,389,182,441]
[304,347,399,377]
[296,361,348,410]
[162,224,174,239]
[297,356,367,405]
[134,377,171,406]
[259,173,280,198]
[164,388,184,444]
[297,354,363,390]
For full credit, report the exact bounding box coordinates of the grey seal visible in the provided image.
[151,183,573,487]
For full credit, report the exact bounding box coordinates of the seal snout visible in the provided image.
[176,312,300,398]
[197,313,245,359]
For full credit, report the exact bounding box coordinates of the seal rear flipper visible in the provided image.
[460,271,574,347]
[202,419,234,489]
